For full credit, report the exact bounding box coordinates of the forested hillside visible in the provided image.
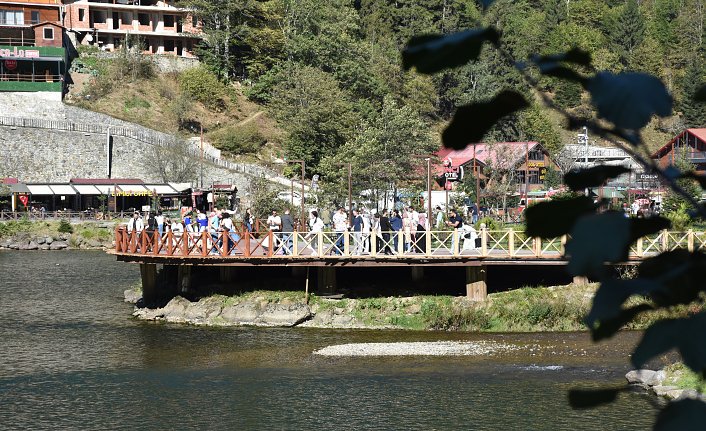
[72,1,706,196]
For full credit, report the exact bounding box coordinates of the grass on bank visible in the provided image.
[664,362,706,393]
[0,219,116,243]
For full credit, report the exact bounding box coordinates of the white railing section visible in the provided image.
[115,227,706,260]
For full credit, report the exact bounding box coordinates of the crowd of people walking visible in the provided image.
[123,204,480,256]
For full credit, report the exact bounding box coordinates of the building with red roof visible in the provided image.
[651,128,706,172]
[434,141,559,192]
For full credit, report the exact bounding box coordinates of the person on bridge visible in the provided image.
[127,211,144,235]
[351,209,363,255]
[380,209,393,255]
[265,210,282,254]
[446,209,464,252]
[332,207,348,255]
[304,210,325,256]
[281,209,295,255]
[390,210,403,253]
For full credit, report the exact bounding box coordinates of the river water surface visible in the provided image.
[0,251,657,430]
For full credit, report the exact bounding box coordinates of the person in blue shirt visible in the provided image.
[351,209,363,255]
[390,209,403,254]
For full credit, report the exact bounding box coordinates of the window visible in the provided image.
[79,9,85,22]
[0,10,24,25]
[31,11,39,24]
[163,14,174,27]
[528,149,543,161]
[138,13,149,26]
[43,27,53,40]
[91,11,106,24]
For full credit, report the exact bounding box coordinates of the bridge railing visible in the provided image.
[114,227,706,259]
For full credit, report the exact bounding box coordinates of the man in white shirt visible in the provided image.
[266,210,282,253]
[332,207,348,255]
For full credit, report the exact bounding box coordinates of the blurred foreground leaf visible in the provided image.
[564,166,631,190]
[402,28,500,74]
[524,196,596,238]
[587,72,672,130]
[568,387,622,409]
[655,399,706,431]
[566,212,630,276]
[638,250,706,307]
[632,312,706,374]
[442,90,529,149]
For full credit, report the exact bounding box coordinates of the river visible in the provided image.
[0,251,657,430]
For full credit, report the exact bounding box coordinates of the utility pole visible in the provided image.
[286,160,306,228]
[335,162,353,221]
[200,125,204,189]
[473,143,479,211]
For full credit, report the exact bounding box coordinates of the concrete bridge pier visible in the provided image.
[466,265,487,301]
[140,263,158,305]
[178,265,192,294]
[411,267,424,282]
[317,267,337,295]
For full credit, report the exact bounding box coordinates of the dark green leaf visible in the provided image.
[524,196,596,238]
[568,387,622,409]
[442,90,529,149]
[587,72,672,130]
[476,0,496,10]
[586,279,661,329]
[402,28,500,74]
[694,84,706,102]
[632,313,706,373]
[655,399,706,431]
[566,212,630,276]
[538,65,588,85]
[629,217,671,243]
[564,166,631,190]
[682,171,706,189]
[532,48,592,68]
[590,304,653,342]
[639,250,706,307]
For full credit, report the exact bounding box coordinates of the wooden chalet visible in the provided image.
[651,128,706,173]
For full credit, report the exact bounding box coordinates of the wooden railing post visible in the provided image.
[201,231,208,257]
[115,226,121,252]
[293,232,299,256]
[244,231,251,257]
[688,229,695,252]
[481,228,488,257]
[398,230,405,255]
[636,237,643,257]
[317,231,323,256]
[425,231,432,257]
[661,229,668,252]
[152,230,159,255]
[344,230,350,256]
[452,229,460,256]
[140,231,147,254]
[508,229,515,257]
[534,237,541,257]
[167,231,173,255]
[268,231,274,257]
[370,232,377,257]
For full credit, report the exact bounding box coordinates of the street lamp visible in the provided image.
[412,155,433,228]
[285,159,306,228]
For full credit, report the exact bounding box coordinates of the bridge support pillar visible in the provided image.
[411,266,424,282]
[178,265,192,294]
[219,267,237,284]
[466,265,487,301]
[573,275,589,286]
[140,263,158,305]
[317,267,337,295]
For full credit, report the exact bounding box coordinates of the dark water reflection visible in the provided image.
[0,251,656,430]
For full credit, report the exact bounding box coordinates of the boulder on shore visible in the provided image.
[49,241,68,250]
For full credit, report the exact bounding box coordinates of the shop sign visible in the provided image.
[528,161,545,168]
[4,59,16,70]
[0,47,40,59]
[18,194,28,206]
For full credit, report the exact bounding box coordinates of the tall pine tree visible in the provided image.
[680,60,706,128]
[609,0,645,67]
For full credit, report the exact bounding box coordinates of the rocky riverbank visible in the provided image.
[0,220,115,251]
[626,367,706,401]
[126,282,698,332]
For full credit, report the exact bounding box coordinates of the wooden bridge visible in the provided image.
[111,227,704,304]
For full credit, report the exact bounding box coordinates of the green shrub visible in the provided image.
[58,219,73,234]
[179,67,226,110]
[475,216,501,230]
[210,123,266,154]
[124,96,151,111]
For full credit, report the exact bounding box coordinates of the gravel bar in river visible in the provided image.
[313,341,525,357]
